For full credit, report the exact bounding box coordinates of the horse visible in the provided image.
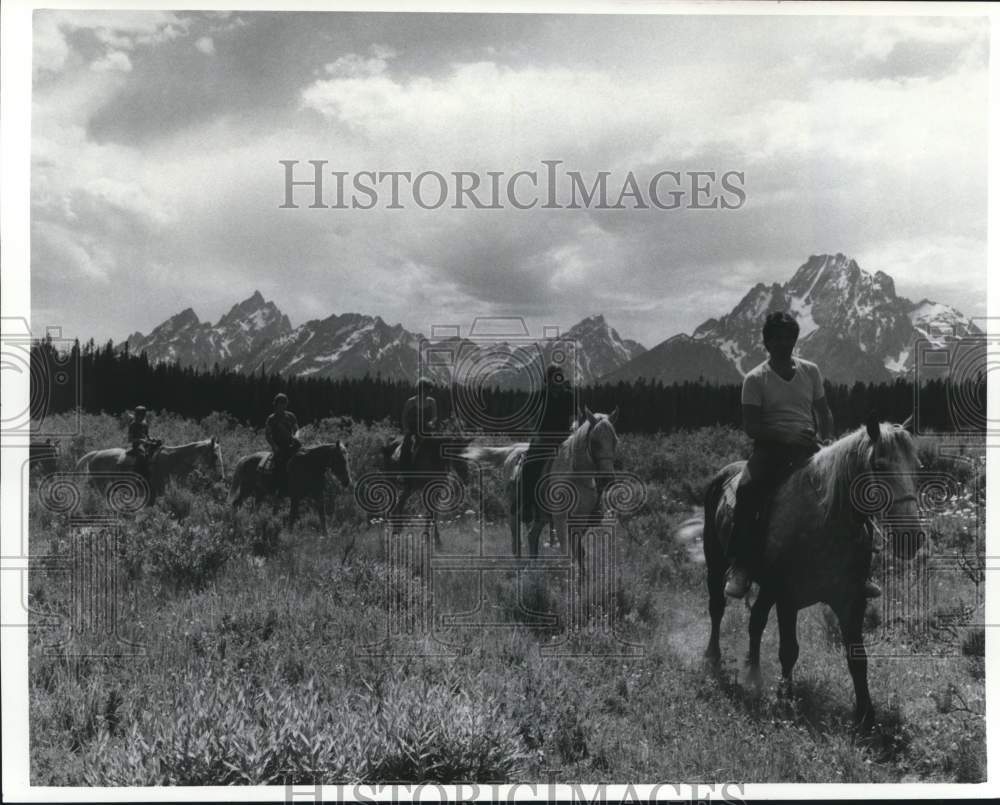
[228,442,353,534]
[464,406,619,561]
[75,437,225,505]
[380,434,472,547]
[702,414,923,729]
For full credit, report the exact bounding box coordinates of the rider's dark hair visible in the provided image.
[762,311,800,342]
[273,393,288,405]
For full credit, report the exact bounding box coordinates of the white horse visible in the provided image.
[75,438,225,505]
[464,406,619,561]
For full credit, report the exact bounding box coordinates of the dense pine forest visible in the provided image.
[30,337,980,434]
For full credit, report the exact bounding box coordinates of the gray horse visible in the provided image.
[76,437,224,505]
[228,442,353,533]
[463,406,619,560]
[702,415,923,729]
[379,434,472,547]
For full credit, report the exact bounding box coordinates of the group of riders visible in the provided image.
[123,310,880,599]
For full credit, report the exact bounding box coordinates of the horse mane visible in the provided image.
[809,423,917,520]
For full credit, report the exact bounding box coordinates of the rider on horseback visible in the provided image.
[400,377,438,471]
[265,393,300,495]
[126,405,161,481]
[725,312,881,599]
[519,362,576,523]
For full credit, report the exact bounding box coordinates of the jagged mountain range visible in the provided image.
[605,253,979,385]
[122,254,979,386]
[123,293,646,386]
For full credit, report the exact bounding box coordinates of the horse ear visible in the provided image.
[575,406,586,425]
[584,405,597,426]
[899,414,915,433]
[211,436,216,447]
[866,411,881,443]
[608,406,620,425]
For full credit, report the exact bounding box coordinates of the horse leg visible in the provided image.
[430,510,441,549]
[231,488,246,510]
[776,598,799,698]
[705,561,727,665]
[389,485,411,538]
[509,482,520,557]
[316,495,327,536]
[746,585,776,692]
[526,516,546,558]
[836,595,874,729]
[288,496,299,529]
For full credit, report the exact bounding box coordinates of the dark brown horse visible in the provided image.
[702,415,923,728]
[379,434,472,547]
[228,442,353,533]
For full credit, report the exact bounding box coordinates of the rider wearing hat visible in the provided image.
[265,393,300,495]
[400,377,438,470]
[519,362,576,524]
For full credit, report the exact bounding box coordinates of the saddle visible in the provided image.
[723,452,813,533]
[126,439,162,461]
[262,450,293,475]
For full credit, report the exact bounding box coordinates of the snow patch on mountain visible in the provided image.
[606,252,979,385]
[123,296,645,384]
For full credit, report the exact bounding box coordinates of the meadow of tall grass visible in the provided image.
[26,411,985,785]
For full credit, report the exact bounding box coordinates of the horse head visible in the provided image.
[864,412,924,559]
[581,405,620,498]
[328,440,354,489]
[210,436,226,482]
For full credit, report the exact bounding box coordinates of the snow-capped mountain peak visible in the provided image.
[608,253,978,385]
[123,299,644,384]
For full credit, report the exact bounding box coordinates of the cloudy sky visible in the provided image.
[30,10,988,348]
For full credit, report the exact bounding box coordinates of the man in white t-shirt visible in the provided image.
[724,311,880,599]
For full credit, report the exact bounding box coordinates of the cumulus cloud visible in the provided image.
[27,12,989,348]
[33,10,191,76]
[91,50,132,72]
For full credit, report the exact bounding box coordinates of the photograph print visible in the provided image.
[5,1,993,797]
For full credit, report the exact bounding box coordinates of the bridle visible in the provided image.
[584,419,616,496]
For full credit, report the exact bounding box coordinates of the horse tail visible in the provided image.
[75,451,96,473]
[461,444,525,468]
[702,468,728,570]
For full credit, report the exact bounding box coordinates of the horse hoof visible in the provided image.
[703,645,721,665]
[777,678,794,700]
[854,707,876,733]
[744,668,763,693]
